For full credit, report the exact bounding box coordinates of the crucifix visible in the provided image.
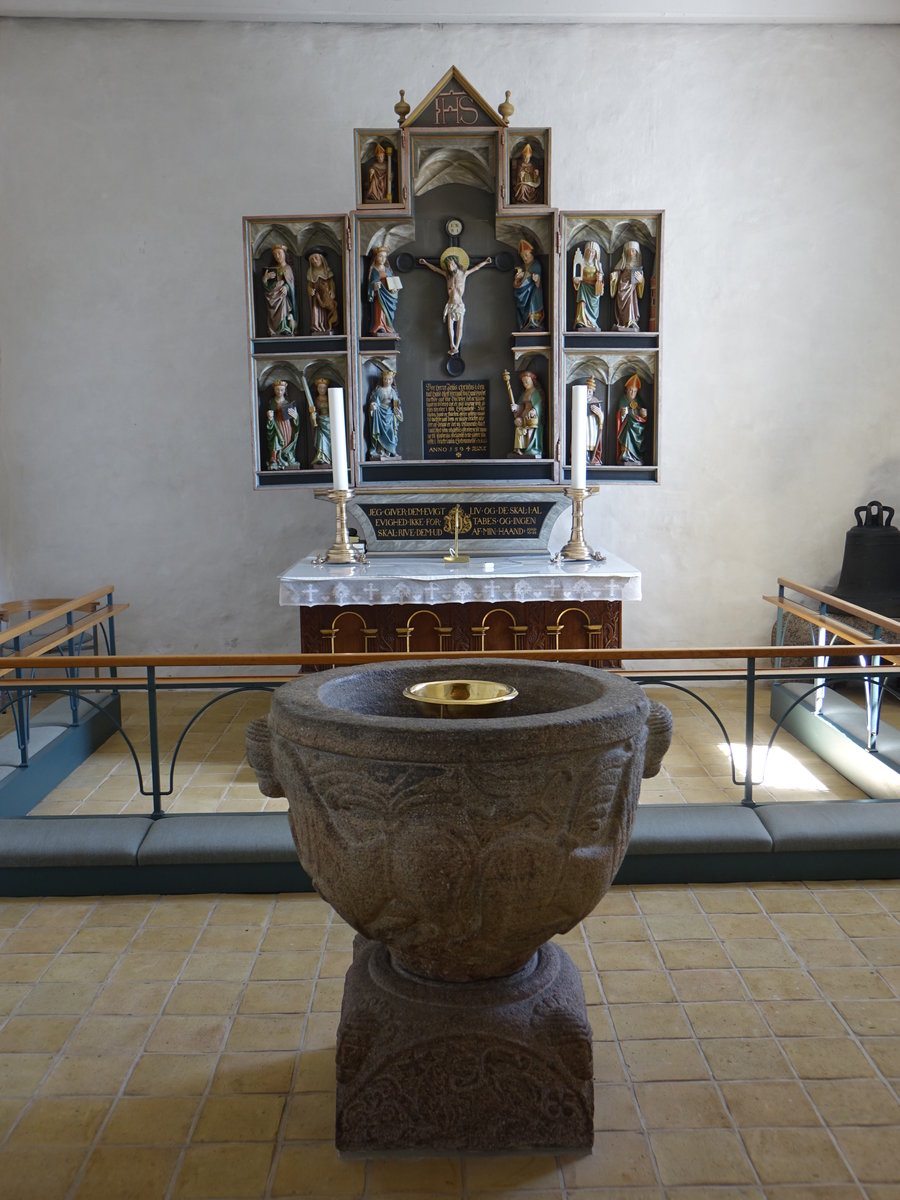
[417,217,494,376]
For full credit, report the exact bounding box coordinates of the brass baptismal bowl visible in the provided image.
[402,678,518,718]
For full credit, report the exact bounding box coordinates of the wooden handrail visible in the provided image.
[0,586,119,646]
[1,644,899,673]
[775,577,900,637]
[2,662,898,692]
[764,595,900,666]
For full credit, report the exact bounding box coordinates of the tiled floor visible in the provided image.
[0,882,898,1198]
[23,682,872,818]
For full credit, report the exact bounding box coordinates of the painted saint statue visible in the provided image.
[364,143,391,203]
[306,253,339,335]
[261,245,297,337]
[586,375,604,465]
[513,240,545,331]
[308,376,332,467]
[367,247,401,336]
[507,370,543,458]
[512,143,541,204]
[616,374,648,465]
[610,241,645,331]
[367,368,403,459]
[265,379,300,469]
[572,241,604,331]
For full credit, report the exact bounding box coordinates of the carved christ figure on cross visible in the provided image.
[418,247,492,357]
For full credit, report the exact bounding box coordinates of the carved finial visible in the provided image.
[498,90,514,126]
[394,88,411,126]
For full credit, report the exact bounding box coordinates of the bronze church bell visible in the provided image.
[832,500,900,618]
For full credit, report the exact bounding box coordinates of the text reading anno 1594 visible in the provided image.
[423,381,489,459]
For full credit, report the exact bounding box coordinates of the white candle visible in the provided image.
[571,385,587,490]
[328,388,349,492]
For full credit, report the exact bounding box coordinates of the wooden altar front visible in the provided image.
[279,553,641,659]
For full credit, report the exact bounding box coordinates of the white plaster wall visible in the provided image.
[0,19,897,652]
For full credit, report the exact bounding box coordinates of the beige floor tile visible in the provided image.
[464,1153,561,1190]
[813,889,885,915]
[598,971,675,1004]
[260,923,329,952]
[0,1146,87,1200]
[240,980,314,1015]
[701,1037,793,1081]
[130,926,199,952]
[588,941,661,971]
[790,939,867,968]
[224,1014,302,1052]
[270,897,332,924]
[670,969,749,1002]
[282,1091,335,1140]
[100,1095,199,1142]
[164,980,244,1015]
[1,928,72,954]
[591,1042,627,1083]
[192,1093,285,1141]
[193,924,264,952]
[634,1080,731,1128]
[754,889,823,914]
[742,1127,853,1184]
[586,1004,614,1040]
[620,1039,709,1082]
[0,1015,78,1053]
[644,914,715,941]
[112,951,189,982]
[810,968,895,1000]
[368,1155,463,1194]
[0,983,29,1015]
[592,1082,643,1130]
[780,1037,875,1080]
[174,1143,275,1198]
[41,952,120,984]
[633,889,702,915]
[209,1051,296,1094]
[806,1078,900,1125]
[7,1095,111,1144]
[180,953,254,981]
[209,898,275,926]
[271,1142,366,1197]
[0,954,54,983]
[608,1002,692,1040]
[64,1014,153,1057]
[16,981,102,1015]
[859,1037,900,1078]
[833,1126,900,1182]
[39,1053,134,1096]
[0,1052,55,1095]
[684,1000,769,1039]
[766,1004,846,1045]
[250,950,321,980]
[651,1128,756,1185]
[145,1015,229,1055]
[857,938,900,967]
[90,980,170,1015]
[125,1053,217,1096]
[693,887,764,914]
[561,1131,657,1188]
[711,914,780,940]
[741,969,822,1001]
[836,914,900,939]
[720,1080,820,1126]
[835,999,900,1036]
[657,940,731,970]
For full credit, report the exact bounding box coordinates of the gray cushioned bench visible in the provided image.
[0,803,898,895]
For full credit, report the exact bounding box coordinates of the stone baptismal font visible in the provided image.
[247,658,671,1153]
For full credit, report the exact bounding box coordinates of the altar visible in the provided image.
[279,552,640,657]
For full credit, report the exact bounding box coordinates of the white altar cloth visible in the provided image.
[279,553,641,609]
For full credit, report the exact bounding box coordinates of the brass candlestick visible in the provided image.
[324,489,356,564]
[560,487,602,561]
